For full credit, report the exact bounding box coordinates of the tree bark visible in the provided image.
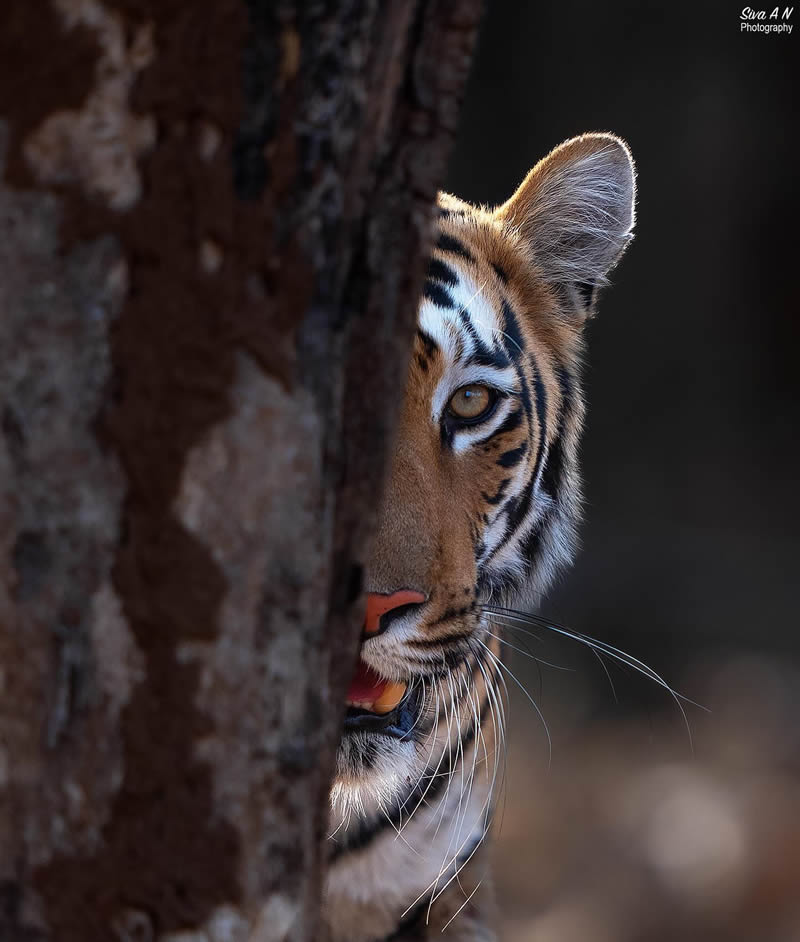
[0,2,482,940]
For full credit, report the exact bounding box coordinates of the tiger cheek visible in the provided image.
[454,453,491,573]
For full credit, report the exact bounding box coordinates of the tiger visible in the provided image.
[324,133,636,941]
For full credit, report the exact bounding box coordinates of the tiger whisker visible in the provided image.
[499,617,620,702]
[397,679,456,835]
[430,667,470,840]
[441,878,484,933]
[445,661,484,852]
[396,681,442,823]
[483,606,706,750]
[402,650,501,922]
[473,640,510,839]
[424,649,506,918]
[378,795,421,856]
[428,672,462,838]
[476,636,552,767]
[484,630,576,672]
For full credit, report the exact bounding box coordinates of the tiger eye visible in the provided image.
[448,384,492,420]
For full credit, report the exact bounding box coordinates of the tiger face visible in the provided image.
[327,133,635,939]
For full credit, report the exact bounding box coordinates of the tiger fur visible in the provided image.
[324,133,637,941]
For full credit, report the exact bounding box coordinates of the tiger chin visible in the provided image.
[324,133,637,942]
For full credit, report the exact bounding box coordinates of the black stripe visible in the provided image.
[416,329,439,374]
[529,353,549,484]
[491,261,509,284]
[384,899,427,939]
[411,601,477,641]
[482,477,511,506]
[478,475,541,582]
[497,301,532,439]
[517,369,533,427]
[437,207,465,220]
[493,407,524,439]
[540,438,563,502]
[520,519,546,576]
[478,363,551,578]
[471,344,512,370]
[458,311,511,369]
[424,280,455,308]
[408,630,474,648]
[437,232,474,262]
[477,566,519,598]
[440,421,454,450]
[417,329,438,358]
[540,363,574,502]
[506,472,536,532]
[361,737,380,770]
[500,299,524,363]
[556,362,574,410]
[426,602,476,626]
[577,280,595,307]
[329,765,450,860]
[427,257,459,286]
[497,441,527,468]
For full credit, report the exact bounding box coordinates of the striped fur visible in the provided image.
[324,134,636,941]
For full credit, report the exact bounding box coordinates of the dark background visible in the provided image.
[447,0,798,711]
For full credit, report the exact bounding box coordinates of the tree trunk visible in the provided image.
[0,3,482,940]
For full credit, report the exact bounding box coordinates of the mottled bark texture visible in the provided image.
[0,2,482,940]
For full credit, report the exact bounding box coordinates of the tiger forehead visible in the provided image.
[411,209,564,433]
[435,198,529,292]
[432,211,516,318]
[417,225,519,371]
[434,199,576,359]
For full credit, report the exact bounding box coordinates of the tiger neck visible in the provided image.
[325,737,494,942]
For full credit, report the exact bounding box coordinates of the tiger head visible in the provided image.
[332,133,636,829]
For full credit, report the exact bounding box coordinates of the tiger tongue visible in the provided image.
[347,661,406,715]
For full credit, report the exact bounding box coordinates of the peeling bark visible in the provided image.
[0,2,482,940]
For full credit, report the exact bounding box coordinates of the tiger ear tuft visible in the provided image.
[496,133,636,319]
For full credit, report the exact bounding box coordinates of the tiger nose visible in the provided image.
[364,590,427,637]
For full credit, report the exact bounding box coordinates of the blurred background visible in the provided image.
[446,2,799,938]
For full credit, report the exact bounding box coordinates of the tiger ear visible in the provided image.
[496,133,636,320]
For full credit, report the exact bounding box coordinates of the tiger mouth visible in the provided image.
[343,660,419,739]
